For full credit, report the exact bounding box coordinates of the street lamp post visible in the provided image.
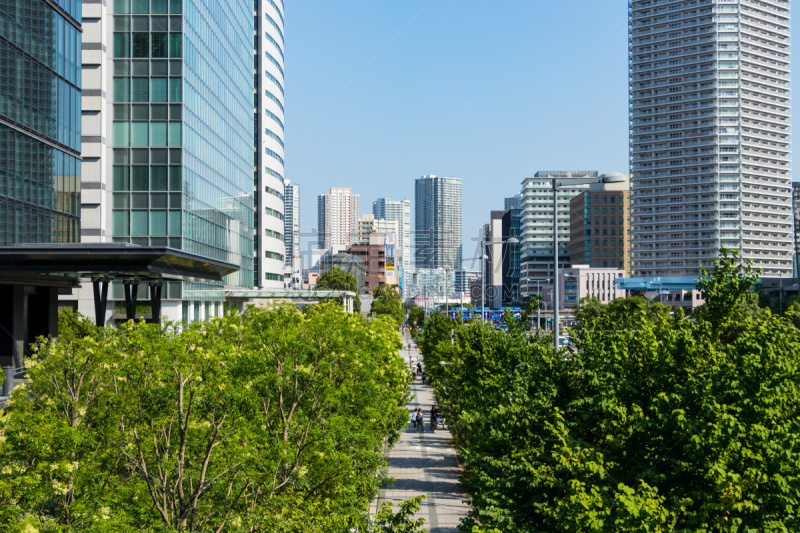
[532,278,550,332]
[542,172,626,352]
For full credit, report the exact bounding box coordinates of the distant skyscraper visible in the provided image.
[629,0,792,277]
[284,183,299,268]
[373,198,411,274]
[1,0,82,245]
[414,175,462,270]
[502,197,523,305]
[519,171,595,298]
[77,0,255,321]
[318,188,360,249]
[255,0,286,287]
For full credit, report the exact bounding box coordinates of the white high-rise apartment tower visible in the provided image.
[284,183,299,267]
[373,198,412,274]
[255,0,286,286]
[629,0,792,277]
[318,188,360,249]
[414,175,463,270]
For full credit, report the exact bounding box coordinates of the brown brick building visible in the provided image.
[346,244,386,293]
[569,177,632,275]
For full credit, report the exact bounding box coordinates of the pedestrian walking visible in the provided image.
[411,408,418,428]
[430,406,438,431]
[416,409,424,433]
[416,362,422,375]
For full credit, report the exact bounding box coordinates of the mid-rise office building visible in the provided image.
[629,0,792,277]
[502,200,523,305]
[77,0,256,322]
[414,175,462,270]
[254,0,286,287]
[373,197,411,275]
[793,182,800,277]
[284,182,299,268]
[1,0,82,245]
[520,171,594,298]
[357,214,398,244]
[318,187,359,249]
[404,267,456,308]
[483,211,505,309]
[569,174,632,275]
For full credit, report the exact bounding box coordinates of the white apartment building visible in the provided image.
[284,182,299,267]
[559,265,626,309]
[373,198,412,274]
[357,214,398,245]
[630,0,792,277]
[414,175,463,270]
[255,0,287,287]
[519,171,594,298]
[318,188,360,249]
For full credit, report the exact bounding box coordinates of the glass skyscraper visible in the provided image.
[629,0,792,277]
[76,0,256,322]
[414,175,462,270]
[0,0,82,245]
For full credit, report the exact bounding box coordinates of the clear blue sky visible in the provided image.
[283,1,794,264]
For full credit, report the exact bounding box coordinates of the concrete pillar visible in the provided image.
[187,301,195,322]
[12,286,24,370]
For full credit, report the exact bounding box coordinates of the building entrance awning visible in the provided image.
[0,243,239,326]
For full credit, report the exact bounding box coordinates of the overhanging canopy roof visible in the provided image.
[0,243,238,282]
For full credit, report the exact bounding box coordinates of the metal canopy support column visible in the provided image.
[149,282,163,326]
[123,280,139,321]
[92,278,110,327]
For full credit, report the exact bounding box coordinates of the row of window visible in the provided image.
[264,147,284,166]
[114,77,183,103]
[265,185,283,200]
[264,207,284,220]
[113,209,182,236]
[265,228,284,240]
[115,0,183,15]
[113,121,182,148]
[113,165,182,191]
[264,251,284,261]
[114,33,182,59]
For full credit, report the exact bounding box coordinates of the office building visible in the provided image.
[570,174,632,275]
[414,175,462,270]
[519,171,595,298]
[793,182,800,277]
[0,0,82,245]
[284,182,299,268]
[558,265,626,309]
[404,268,455,309]
[483,211,505,309]
[373,198,411,275]
[320,253,366,292]
[318,187,359,249]
[630,0,792,277]
[502,200,523,305]
[255,0,286,287]
[357,214,397,244]
[77,0,256,322]
[347,240,388,294]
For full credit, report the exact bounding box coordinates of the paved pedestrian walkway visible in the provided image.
[375,333,471,532]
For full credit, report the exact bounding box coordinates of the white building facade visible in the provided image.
[373,198,411,275]
[255,0,287,287]
[318,188,360,249]
[629,0,792,277]
[519,172,594,298]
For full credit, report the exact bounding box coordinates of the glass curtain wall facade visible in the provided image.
[110,0,254,298]
[254,0,285,287]
[284,182,299,268]
[0,0,81,244]
[629,0,792,277]
[414,175,462,270]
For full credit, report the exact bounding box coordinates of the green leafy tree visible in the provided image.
[373,496,427,533]
[371,285,404,327]
[422,249,800,532]
[0,303,409,531]
[407,305,424,329]
[315,266,361,313]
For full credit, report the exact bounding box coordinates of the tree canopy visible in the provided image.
[420,250,800,532]
[370,285,404,328]
[0,303,410,532]
[314,266,361,313]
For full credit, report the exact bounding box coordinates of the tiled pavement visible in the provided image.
[374,333,471,532]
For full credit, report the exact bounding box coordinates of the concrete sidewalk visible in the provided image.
[375,333,471,532]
